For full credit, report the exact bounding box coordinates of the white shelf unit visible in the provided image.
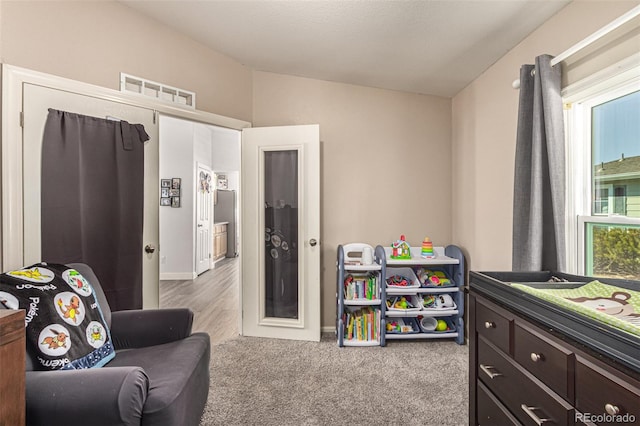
[384,245,465,345]
[336,244,386,347]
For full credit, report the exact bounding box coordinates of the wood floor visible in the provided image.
[159,257,239,343]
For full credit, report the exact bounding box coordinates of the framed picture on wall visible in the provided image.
[161,188,169,198]
[171,178,181,190]
[160,197,170,206]
[161,179,171,188]
[171,196,181,208]
[169,189,180,197]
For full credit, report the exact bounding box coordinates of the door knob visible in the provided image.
[145,244,156,254]
[309,239,318,247]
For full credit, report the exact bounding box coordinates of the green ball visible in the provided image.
[436,320,448,331]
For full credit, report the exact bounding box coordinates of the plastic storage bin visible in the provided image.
[414,267,455,288]
[385,267,420,289]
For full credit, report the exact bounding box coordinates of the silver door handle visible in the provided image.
[145,244,156,254]
[309,239,318,247]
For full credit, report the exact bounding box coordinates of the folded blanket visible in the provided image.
[0,263,115,370]
[511,280,640,337]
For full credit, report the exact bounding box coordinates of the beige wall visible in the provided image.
[451,0,639,271]
[0,0,252,121]
[253,71,451,327]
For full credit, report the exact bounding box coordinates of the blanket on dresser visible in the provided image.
[0,263,115,370]
[511,280,640,337]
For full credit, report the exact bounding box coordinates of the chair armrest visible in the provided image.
[26,367,148,426]
[110,309,194,350]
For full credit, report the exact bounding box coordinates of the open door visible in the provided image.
[241,125,320,341]
[196,164,213,275]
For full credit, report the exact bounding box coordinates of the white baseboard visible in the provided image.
[160,272,197,280]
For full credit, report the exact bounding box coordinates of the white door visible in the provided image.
[21,83,159,308]
[196,163,213,275]
[241,124,320,341]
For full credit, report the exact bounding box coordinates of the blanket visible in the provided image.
[0,263,115,370]
[511,280,640,337]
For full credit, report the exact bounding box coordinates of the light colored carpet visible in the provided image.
[200,334,469,426]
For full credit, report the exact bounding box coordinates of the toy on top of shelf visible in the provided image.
[420,237,435,258]
[390,235,411,259]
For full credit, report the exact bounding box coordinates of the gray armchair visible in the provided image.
[20,263,211,426]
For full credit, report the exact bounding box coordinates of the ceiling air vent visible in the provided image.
[120,73,195,109]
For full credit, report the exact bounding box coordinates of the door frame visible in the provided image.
[1,64,250,305]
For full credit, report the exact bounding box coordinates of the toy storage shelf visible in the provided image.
[384,245,465,345]
[336,244,386,347]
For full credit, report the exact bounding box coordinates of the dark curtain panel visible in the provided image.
[512,54,566,271]
[41,109,149,310]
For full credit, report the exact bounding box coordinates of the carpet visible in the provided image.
[200,334,469,425]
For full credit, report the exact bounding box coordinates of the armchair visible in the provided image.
[13,263,211,426]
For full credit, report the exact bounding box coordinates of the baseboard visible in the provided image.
[321,326,335,334]
[160,272,197,280]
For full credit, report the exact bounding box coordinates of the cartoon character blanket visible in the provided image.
[0,263,115,370]
[511,280,640,337]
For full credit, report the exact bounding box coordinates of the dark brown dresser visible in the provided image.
[0,309,25,426]
[469,284,640,426]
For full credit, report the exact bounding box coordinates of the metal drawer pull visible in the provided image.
[484,321,495,329]
[520,404,550,425]
[530,352,543,362]
[479,364,503,379]
[605,403,620,415]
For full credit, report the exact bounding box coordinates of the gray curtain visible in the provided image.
[41,109,149,311]
[512,54,566,271]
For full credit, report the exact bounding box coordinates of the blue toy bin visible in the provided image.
[386,317,420,334]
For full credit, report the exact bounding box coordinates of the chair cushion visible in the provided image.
[107,332,210,426]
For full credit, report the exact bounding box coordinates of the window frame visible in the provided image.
[563,54,640,276]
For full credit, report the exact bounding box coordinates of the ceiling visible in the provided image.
[120,0,571,97]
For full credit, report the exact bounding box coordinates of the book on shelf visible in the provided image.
[342,306,379,341]
[344,272,379,300]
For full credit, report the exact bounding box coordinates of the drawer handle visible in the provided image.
[520,404,551,425]
[479,364,503,379]
[605,403,620,415]
[484,321,495,329]
[530,352,543,362]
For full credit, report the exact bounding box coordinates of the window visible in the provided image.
[564,58,640,281]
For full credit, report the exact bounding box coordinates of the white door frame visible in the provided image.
[1,64,250,308]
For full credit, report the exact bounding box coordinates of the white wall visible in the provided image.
[159,116,196,278]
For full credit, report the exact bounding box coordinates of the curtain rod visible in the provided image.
[512,4,640,89]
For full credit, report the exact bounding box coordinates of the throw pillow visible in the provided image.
[0,263,115,370]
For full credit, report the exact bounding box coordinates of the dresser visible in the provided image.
[469,285,640,426]
[0,309,25,426]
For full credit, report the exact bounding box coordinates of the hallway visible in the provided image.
[160,257,239,343]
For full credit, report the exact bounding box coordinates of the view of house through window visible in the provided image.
[587,89,640,280]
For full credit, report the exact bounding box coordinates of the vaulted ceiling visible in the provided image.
[121,0,571,97]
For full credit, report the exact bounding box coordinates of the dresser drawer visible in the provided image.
[476,300,512,354]
[477,381,522,426]
[514,323,573,400]
[575,357,640,425]
[478,337,574,426]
